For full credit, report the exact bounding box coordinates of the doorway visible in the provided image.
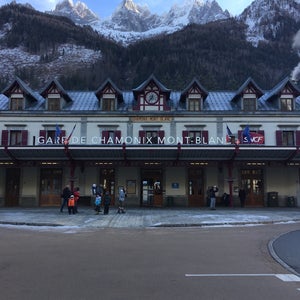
[5,168,20,206]
[141,169,163,207]
[40,168,63,206]
[99,168,115,205]
[187,168,205,207]
[240,169,264,207]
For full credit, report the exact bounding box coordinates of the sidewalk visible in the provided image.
[0,206,300,229]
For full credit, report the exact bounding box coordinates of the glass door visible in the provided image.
[188,168,205,207]
[141,169,163,207]
[240,169,264,207]
[40,169,62,206]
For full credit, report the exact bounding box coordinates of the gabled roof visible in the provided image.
[132,74,171,98]
[95,78,123,103]
[40,78,72,102]
[259,76,300,102]
[180,78,209,102]
[1,77,41,102]
[231,77,264,102]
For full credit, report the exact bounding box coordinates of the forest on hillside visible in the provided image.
[0,3,299,91]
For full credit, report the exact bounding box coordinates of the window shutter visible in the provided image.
[276,131,283,146]
[1,130,9,146]
[139,130,145,144]
[202,130,208,144]
[158,131,165,144]
[182,131,189,144]
[21,130,28,146]
[102,131,109,144]
[60,130,66,144]
[115,130,121,144]
[295,131,300,146]
[238,130,243,144]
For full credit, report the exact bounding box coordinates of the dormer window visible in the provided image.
[280,97,293,111]
[188,95,201,111]
[10,97,24,110]
[243,96,256,111]
[102,95,116,111]
[48,97,61,111]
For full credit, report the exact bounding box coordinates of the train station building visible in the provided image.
[0,75,300,208]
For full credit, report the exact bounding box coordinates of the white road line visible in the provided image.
[185,274,300,282]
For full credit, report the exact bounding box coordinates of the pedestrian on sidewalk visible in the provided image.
[94,194,101,215]
[209,185,218,210]
[67,194,75,215]
[60,184,71,213]
[103,191,111,215]
[117,188,126,214]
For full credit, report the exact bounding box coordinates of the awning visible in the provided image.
[0,145,299,163]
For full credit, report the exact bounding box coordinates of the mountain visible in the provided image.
[0,1,299,91]
[47,0,99,25]
[238,0,300,46]
[51,0,230,45]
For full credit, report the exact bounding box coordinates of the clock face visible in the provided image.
[145,91,158,104]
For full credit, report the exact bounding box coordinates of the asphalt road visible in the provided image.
[1,223,300,300]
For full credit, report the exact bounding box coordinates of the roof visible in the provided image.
[0,76,300,113]
[1,145,300,163]
[40,79,72,102]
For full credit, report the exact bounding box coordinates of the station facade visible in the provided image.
[0,75,300,208]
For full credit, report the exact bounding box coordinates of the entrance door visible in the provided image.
[141,169,163,207]
[240,169,264,207]
[99,168,115,205]
[5,168,20,206]
[40,169,63,206]
[188,168,205,207]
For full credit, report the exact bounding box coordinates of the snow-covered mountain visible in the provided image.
[48,0,99,25]
[50,0,230,45]
[49,0,300,47]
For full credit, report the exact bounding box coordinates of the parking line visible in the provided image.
[185,274,300,282]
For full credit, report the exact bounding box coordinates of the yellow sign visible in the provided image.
[131,116,173,122]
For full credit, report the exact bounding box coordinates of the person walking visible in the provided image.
[103,191,111,215]
[117,188,126,214]
[209,185,218,210]
[239,187,246,208]
[67,194,76,215]
[60,185,71,213]
[94,194,101,215]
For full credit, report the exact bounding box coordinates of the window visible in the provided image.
[1,130,28,146]
[10,130,22,145]
[243,98,256,111]
[102,130,121,144]
[102,99,115,111]
[182,130,208,144]
[139,130,165,144]
[48,98,60,111]
[281,98,293,111]
[282,131,294,146]
[10,98,23,110]
[188,99,200,111]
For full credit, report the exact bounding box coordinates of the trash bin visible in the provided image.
[267,192,278,207]
[286,196,296,207]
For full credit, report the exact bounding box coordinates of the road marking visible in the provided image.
[185,274,300,282]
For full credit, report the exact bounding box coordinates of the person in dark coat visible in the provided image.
[239,188,246,207]
[103,191,111,215]
[60,185,71,213]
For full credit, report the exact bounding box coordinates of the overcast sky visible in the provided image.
[0,0,253,18]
